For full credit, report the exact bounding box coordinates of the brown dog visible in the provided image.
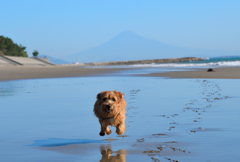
[94,90,126,136]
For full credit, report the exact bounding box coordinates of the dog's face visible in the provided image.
[97,90,123,114]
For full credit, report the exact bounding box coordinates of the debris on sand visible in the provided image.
[207,68,214,72]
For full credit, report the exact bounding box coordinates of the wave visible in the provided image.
[129,61,240,68]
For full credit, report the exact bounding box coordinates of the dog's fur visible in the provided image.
[94,90,126,136]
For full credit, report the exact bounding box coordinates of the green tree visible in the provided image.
[32,50,39,57]
[0,35,28,57]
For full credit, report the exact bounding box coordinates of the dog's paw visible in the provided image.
[106,129,112,135]
[116,129,125,135]
[99,131,106,136]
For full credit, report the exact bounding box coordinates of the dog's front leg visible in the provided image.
[100,123,112,136]
[116,122,125,135]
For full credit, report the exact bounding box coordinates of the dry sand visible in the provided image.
[0,65,127,81]
[0,65,240,81]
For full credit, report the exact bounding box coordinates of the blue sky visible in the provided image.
[1,0,240,58]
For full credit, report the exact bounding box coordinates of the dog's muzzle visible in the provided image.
[105,105,111,113]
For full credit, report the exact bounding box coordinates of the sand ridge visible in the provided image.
[1,65,240,81]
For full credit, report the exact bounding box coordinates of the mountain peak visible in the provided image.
[116,31,139,37]
[63,31,180,62]
[110,31,147,42]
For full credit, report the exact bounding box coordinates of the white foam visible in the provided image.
[129,61,240,68]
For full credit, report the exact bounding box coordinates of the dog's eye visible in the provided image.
[103,98,107,101]
[112,98,116,101]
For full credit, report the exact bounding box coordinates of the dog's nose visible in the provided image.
[106,105,111,109]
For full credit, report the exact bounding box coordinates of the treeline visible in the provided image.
[0,36,28,57]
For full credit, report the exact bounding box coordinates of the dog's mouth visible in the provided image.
[105,105,112,113]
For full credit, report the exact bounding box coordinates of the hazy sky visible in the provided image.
[1,0,240,58]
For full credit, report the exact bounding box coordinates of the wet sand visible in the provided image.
[0,66,240,161]
[1,76,239,161]
[140,67,240,79]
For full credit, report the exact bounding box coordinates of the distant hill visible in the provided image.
[39,55,69,64]
[62,31,240,63]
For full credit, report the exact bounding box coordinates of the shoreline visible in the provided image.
[0,65,240,81]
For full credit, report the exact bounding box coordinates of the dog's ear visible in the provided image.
[97,92,104,106]
[114,90,123,102]
[97,91,106,101]
[97,92,103,100]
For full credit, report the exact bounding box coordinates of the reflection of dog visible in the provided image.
[94,90,126,136]
[100,145,126,162]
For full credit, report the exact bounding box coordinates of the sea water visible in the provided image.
[90,56,240,69]
[0,71,240,161]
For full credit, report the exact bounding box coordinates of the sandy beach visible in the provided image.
[141,67,240,79]
[0,65,240,162]
[1,65,240,81]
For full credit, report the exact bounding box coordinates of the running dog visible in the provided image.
[94,90,126,136]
